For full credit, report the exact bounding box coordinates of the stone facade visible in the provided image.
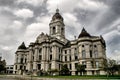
[14,9,107,75]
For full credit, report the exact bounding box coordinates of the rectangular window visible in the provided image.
[49,64,51,70]
[16,65,17,70]
[33,56,34,61]
[53,27,56,34]
[59,48,61,53]
[69,56,71,61]
[90,50,92,58]
[74,48,77,54]
[82,50,86,58]
[25,58,27,63]
[61,55,62,61]
[39,55,42,60]
[20,66,22,69]
[50,54,52,60]
[65,50,67,54]
[69,49,71,54]
[39,48,42,54]
[59,54,61,60]
[10,67,13,69]
[65,56,67,61]
[94,50,98,58]
[20,58,23,63]
[91,61,94,68]
[69,64,71,70]
[75,63,78,69]
[38,64,41,70]
[75,54,78,60]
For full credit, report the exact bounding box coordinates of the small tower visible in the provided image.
[49,9,65,40]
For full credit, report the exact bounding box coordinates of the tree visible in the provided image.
[0,64,6,73]
[76,64,86,76]
[104,58,118,75]
[60,64,70,75]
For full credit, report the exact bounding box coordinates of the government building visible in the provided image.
[13,9,107,75]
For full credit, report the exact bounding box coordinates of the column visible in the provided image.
[41,46,45,71]
[27,47,33,71]
[52,46,56,60]
[71,48,74,61]
[51,45,57,69]
[33,45,39,71]
[46,47,49,61]
[46,47,49,71]
[71,62,75,75]
[86,61,92,75]
[56,47,59,60]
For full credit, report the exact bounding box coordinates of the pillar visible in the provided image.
[51,45,57,69]
[71,62,75,75]
[33,45,39,70]
[41,46,45,71]
[45,47,49,71]
[27,46,33,71]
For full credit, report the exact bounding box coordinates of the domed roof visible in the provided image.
[18,42,27,49]
[52,9,63,21]
[78,28,91,38]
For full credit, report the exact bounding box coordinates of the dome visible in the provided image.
[52,9,63,21]
[78,28,91,38]
[18,42,27,49]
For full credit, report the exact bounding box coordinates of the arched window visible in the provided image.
[82,45,84,47]
[94,45,97,48]
[75,53,78,60]
[53,27,56,34]
[94,50,98,58]
[82,50,86,58]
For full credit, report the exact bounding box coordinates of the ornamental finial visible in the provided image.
[56,8,59,13]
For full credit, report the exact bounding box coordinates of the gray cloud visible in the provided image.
[0,0,120,65]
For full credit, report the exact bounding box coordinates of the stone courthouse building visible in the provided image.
[14,9,107,75]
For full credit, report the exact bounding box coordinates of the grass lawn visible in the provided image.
[37,75,120,79]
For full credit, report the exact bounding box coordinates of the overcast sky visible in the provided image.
[0,0,120,65]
